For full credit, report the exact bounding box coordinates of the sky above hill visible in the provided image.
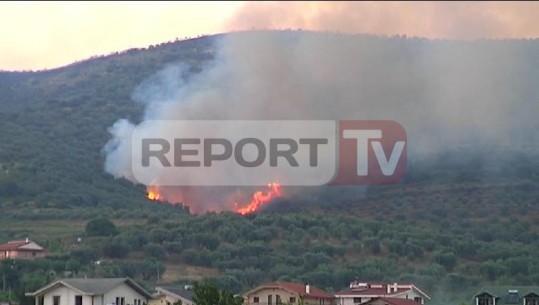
[1,1,539,71]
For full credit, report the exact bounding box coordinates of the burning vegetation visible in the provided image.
[234,182,282,215]
[146,186,163,201]
[146,183,283,215]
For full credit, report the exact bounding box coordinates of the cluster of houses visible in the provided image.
[3,240,539,305]
[22,277,539,305]
[24,278,430,305]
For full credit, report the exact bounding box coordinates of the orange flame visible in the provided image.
[235,182,282,215]
[146,186,163,201]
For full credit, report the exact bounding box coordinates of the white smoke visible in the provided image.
[103,30,538,213]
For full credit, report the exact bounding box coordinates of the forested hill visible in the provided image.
[0,31,539,305]
[0,34,218,215]
[1,31,538,214]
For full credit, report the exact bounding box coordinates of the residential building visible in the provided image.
[243,281,335,305]
[335,281,430,305]
[472,286,539,305]
[0,238,46,260]
[25,277,152,305]
[361,297,422,305]
[149,285,195,305]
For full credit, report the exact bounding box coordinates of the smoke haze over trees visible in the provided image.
[0,31,538,305]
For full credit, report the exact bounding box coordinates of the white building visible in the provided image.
[149,285,195,305]
[25,278,152,305]
[335,281,430,305]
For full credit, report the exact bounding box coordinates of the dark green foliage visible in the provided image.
[102,241,130,258]
[193,281,221,305]
[433,251,458,272]
[192,281,243,305]
[85,218,118,237]
[364,237,381,254]
[144,243,167,259]
[70,248,99,264]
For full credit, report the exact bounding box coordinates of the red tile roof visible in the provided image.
[0,240,30,251]
[366,297,421,305]
[257,282,334,299]
[0,240,44,252]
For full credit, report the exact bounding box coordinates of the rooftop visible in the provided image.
[26,277,152,298]
[245,281,334,299]
[0,239,44,251]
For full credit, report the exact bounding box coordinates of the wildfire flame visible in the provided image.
[144,183,283,215]
[235,182,283,215]
[146,186,163,201]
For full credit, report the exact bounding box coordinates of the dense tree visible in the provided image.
[193,281,243,305]
[102,241,130,259]
[433,251,458,272]
[144,243,167,259]
[85,218,118,237]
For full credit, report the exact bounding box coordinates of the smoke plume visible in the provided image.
[227,2,539,40]
[104,29,538,213]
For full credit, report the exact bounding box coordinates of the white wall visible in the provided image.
[395,290,425,304]
[94,295,104,305]
[42,283,146,305]
[336,296,371,305]
[83,295,93,305]
[336,290,426,305]
[43,286,93,305]
[103,283,147,305]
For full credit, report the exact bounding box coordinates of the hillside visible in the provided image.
[0,35,217,215]
[0,31,538,305]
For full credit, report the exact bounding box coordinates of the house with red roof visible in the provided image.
[335,281,430,305]
[242,281,335,305]
[0,238,46,261]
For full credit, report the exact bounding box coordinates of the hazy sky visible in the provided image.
[1,1,539,71]
[0,1,243,71]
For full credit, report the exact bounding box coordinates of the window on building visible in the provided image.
[53,296,60,305]
[75,295,82,305]
[116,297,126,305]
[414,297,422,304]
[276,295,281,305]
[290,297,296,304]
[526,297,539,305]
[477,296,494,305]
[253,297,260,303]
[353,298,362,304]
[268,295,273,305]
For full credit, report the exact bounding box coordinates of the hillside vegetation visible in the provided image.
[0,31,538,305]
